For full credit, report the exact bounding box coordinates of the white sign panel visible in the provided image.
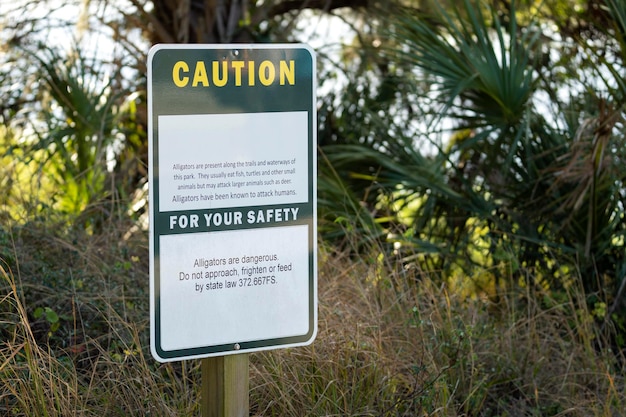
[148,44,317,362]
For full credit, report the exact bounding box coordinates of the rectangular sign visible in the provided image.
[148,44,317,362]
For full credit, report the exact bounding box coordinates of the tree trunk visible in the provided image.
[149,0,251,43]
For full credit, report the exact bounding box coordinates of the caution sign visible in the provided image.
[148,44,317,362]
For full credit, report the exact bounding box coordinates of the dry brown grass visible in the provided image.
[0,223,624,416]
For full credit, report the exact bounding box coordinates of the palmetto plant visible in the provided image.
[12,45,129,219]
[322,0,626,315]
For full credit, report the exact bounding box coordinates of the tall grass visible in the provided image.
[251,244,625,416]
[0,223,197,416]
[0,222,624,416]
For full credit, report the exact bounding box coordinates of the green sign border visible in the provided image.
[148,44,317,362]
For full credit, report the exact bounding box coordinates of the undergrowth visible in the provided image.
[0,221,624,416]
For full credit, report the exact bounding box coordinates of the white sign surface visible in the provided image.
[159,225,309,351]
[158,112,309,211]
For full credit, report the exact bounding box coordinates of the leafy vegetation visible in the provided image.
[321,0,626,325]
[1,0,625,415]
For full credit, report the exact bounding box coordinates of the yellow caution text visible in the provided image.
[172,60,296,88]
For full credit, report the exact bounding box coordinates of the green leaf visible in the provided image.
[44,307,59,324]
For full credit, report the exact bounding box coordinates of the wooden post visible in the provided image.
[201,354,249,417]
